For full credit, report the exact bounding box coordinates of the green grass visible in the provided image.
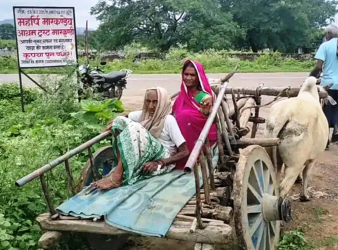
[0,49,315,74]
[278,204,338,250]
[320,236,338,247]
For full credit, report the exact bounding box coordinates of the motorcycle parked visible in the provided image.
[77,61,132,101]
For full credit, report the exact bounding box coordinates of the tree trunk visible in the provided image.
[248,31,259,53]
[250,44,258,53]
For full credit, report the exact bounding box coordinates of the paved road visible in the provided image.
[0,72,309,113]
[0,72,308,94]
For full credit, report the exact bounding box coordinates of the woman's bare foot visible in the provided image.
[93,173,122,190]
[93,146,124,190]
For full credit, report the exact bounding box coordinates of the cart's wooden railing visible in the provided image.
[183,83,228,173]
[15,131,113,215]
[180,82,229,229]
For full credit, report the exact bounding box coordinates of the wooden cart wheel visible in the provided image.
[233,145,281,250]
[76,145,114,192]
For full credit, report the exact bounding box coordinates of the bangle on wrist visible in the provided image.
[156,164,162,171]
[157,159,166,167]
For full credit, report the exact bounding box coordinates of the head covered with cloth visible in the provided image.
[172,59,217,170]
[93,86,188,190]
[140,86,172,138]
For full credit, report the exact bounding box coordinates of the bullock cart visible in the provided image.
[14,70,329,250]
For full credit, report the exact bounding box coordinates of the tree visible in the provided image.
[221,0,337,52]
[90,0,241,52]
[89,0,337,53]
[0,24,15,40]
[179,0,244,52]
[76,34,85,49]
[90,0,184,52]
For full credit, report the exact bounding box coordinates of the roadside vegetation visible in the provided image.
[0,48,315,74]
[0,77,124,249]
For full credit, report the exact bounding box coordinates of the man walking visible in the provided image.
[310,24,338,147]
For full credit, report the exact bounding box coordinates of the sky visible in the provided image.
[0,0,100,28]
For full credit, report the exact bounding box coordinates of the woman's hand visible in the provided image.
[101,120,114,133]
[142,162,160,173]
[101,113,129,133]
[200,96,213,116]
[201,96,212,107]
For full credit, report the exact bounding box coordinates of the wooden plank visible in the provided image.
[36,213,234,245]
[178,206,232,224]
[223,86,329,98]
[236,138,280,147]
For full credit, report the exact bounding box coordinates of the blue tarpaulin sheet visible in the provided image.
[56,146,218,237]
[56,170,202,237]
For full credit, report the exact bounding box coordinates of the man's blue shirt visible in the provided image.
[315,38,338,90]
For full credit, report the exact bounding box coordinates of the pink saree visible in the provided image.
[172,60,217,170]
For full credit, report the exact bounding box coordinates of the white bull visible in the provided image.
[264,76,329,201]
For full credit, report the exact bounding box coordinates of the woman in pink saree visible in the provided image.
[172,60,217,170]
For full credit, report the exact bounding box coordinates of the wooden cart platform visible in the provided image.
[37,212,234,245]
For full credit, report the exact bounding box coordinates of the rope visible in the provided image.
[240,86,291,114]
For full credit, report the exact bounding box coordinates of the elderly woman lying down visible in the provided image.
[93,87,189,190]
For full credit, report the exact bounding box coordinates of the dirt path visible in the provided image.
[281,144,338,249]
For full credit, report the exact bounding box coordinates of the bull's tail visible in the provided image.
[264,105,290,139]
[264,104,290,174]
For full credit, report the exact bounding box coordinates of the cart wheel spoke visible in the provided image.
[268,175,275,195]
[267,222,272,250]
[247,205,262,214]
[252,220,265,249]
[252,161,264,195]
[234,145,280,250]
[258,226,267,250]
[262,163,271,194]
[248,183,261,203]
[249,214,263,237]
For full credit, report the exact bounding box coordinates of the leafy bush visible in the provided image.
[0,57,17,73]
[0,76,124,249]
[0,40,16,49]
[278,229,309,250]
[0,83,38,104]
[71,99,124,130]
